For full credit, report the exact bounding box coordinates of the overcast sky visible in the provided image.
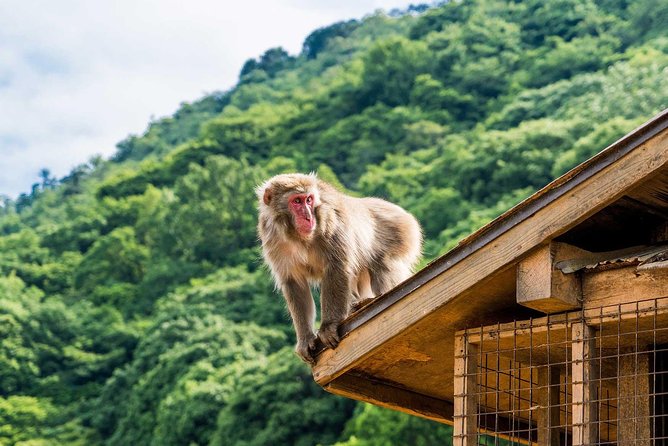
[0,0,420,198]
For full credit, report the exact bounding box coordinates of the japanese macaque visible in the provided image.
[257,173,422,364]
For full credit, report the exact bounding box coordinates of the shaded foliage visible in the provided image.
[0,1,667,445]
[211,349,355,446]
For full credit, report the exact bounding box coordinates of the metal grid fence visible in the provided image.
[454,297,668,446]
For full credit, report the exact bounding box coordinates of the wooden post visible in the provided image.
[571,322,598,446]
[453,333,478,446]
[516,242,586,314]
[618,352,651,446]
[537,366,562,446]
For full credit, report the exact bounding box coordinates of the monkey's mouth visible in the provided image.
[295,217,316,236]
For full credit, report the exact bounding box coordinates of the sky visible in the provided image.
[0,0,420,198]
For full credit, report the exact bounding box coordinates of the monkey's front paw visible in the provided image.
[317,323,340,349]
[295,336,318,365]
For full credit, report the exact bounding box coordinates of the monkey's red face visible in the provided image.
[288,193,316,237]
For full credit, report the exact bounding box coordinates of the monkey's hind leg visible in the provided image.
[370,259,412,297]
[351,269,374,312]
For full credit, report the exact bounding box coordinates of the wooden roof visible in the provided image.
[311,109,668,424]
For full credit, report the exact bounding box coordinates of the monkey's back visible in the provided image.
[343,195,422,270]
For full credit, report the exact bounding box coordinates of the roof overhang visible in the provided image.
[311,109,668,423]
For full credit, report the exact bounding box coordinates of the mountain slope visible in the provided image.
[0,1,667,444]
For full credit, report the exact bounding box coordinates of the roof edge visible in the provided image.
[340,108,668,335]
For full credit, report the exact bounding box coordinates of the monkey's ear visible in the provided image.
[263,187,273,205]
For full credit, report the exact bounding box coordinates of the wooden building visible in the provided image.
[312,109,668,445]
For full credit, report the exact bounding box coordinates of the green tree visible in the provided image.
[211,348,355,446]
[523,35,620,87]
[74,227,148,294]
[155,156,262,266]
[0,275,43,395]
[333,404,453,446]
[302,20,360,59]
[0,394,98,445]
[91,311,286,446]
[156,266,287,329]
[357,37,433,108]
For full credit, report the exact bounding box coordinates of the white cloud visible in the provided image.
[0,0,419,197]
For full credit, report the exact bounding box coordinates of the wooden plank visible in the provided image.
[583,265,668,309]
[618,352,651,446]
[626,167,668,215]
[453,334,478,446]
[312,124,668,385]
[349,273,523,405]
[571,322,599,446]
[324,373,454,424]
[464,312,575,344]
[618,195,668,221]
[517,242,587,313]
[465,296,668,342]
[537,366,562,446]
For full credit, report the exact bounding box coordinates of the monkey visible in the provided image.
[257,173,422,364]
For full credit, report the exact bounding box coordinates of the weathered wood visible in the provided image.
[626,168,668,218]
[312,121,668,386]
[453,334,478,446]
[555,244,668,274]
[517,242,588,313]
[618,352,651,446]
[467,296,668,341]
[346,269,521,406]
[571,322,599,446]
[651,220,668,243]
[537,366,562,446]
[465,312,575,344]
[324,373,454,424]
[583,265,668,309]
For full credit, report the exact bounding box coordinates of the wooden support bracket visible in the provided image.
[324,373,454,424]
[517,242,589,314]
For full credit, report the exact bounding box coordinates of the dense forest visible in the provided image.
[1,0,667,444]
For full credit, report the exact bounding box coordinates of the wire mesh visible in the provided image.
[454,297,668,446]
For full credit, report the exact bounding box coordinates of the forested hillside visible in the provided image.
[1,1,667,444]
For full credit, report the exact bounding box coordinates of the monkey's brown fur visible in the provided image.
[257,173,422,364]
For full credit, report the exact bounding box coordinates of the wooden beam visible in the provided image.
[517,242,588,313]
[571,322,599,446]
[312,114,668,386]
[617,195,668,221]
[465,313,574,344]
[324,373,454,424]
[618,352,651,446]
[537,366,562,446]
[583,265,668,309]
[453,333,478,446]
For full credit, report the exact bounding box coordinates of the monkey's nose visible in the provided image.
[303,207,313,221]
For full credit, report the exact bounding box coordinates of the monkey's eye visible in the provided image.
[306,196,313,204]
[293,198,302,204]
